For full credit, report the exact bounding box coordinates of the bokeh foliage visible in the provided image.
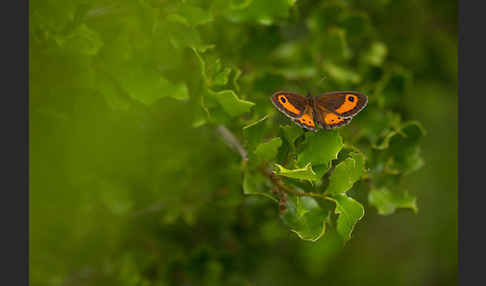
[30,0,457,285]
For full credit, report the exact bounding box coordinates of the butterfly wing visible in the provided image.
[314,91,368,118]
[313,106,352,130]
[271,91,309,119]
[291,105,318,132]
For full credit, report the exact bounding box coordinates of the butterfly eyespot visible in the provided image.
[279,96,287,103]
[347,95,355,102]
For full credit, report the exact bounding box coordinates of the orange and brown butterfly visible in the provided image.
[270,91,368,132]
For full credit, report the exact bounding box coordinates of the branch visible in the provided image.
[216,125,327,200]
[216,125,248,162]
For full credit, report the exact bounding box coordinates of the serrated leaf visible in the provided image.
[296,131,343,174]
[329,194,364,241]
[113,66,188,105]
[243,170,278,202]
[255,137,282,162]
[280,195,329,241]
[368,188,418,215]
[243,115,270,153]
[374,121,426,175]
[193,48,234,87]
[274,163,319,182]
[207,89,255,117]
[280,124,304,153]
[326,152,366,195]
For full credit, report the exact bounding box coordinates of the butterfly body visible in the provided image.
[271,91,367,132]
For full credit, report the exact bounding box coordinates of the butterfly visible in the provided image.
[271,91,368,132]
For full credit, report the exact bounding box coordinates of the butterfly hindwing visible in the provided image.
[271,91,308,119]
[292,105,318,132]
[314,108,352,130]
[314,91,367,118]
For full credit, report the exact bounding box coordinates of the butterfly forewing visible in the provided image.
[314,91,367,118]
[271,91,309,119]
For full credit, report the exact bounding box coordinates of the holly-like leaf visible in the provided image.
[329,194,364,241]
[113,66,189,105]
[255,137,282,162]
[374,121,426,175]
[326,152,366,195]
[297,131,344,175]
[243,115,270,153]
[206,89,255,117]
[280,124,304,153]
[274,163,319,182]
[368,187,418,215]
[280,194,330,241]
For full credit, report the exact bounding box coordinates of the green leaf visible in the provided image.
[329,194,364,241]
[243,170,278,202]
[297,131,344,174]
[280,194,329,241]
[206,89,255,117]
[280,124,304,153]
[274,163,319,182]
[193,48,235,87]
[326,152,366,195]
[374,121,426,175]
[368,188,418,215]
[114,67,189,105]
[167,19,212,52]
[255,137,282,162]
[243,115,270,153]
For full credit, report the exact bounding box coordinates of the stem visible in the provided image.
[216,125,248,163]
[216,125,329,200]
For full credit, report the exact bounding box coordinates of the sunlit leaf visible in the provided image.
[368,187,418,215]
[274,163,319,182]
[326,152,366,195]
[329,194,364,241]
[297,131,344,175]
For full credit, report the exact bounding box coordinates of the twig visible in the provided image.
[216,125,328,200]
[216,125,248,163]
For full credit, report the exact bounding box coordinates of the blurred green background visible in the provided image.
[30,0,457,285]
